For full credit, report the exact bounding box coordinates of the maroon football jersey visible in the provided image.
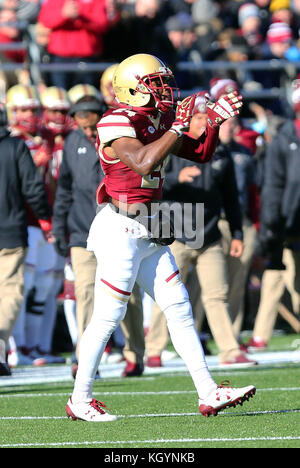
[96,107,174,204]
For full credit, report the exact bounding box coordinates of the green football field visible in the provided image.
[0,334,300,450]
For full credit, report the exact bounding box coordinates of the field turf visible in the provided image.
[0,334,300,450]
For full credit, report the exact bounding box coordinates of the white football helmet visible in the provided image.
[113,53,178,112]
[100,63,118,107]
[40,86,70,110]
[68,84,102,104]
[40,87,72,135]
[6,84,40,110]
[6,84,41,133]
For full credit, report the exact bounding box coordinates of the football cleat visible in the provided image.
[66,397,118,422]
[199,381,256,417]
[245,337,267,353]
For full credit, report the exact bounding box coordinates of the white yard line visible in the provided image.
[1,407,300,421]
[1,435,300,448]
[1,350,300,387]
[0,386,300,398]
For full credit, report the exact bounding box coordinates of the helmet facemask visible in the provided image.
[135,69,179,113]
[12,107,40,135]
[42,108,71,135]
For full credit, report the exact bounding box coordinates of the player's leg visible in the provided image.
[137,244,256,417]
[67,206,144,421]
[137,245,217,398]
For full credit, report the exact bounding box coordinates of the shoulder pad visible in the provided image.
[97,108,137,146]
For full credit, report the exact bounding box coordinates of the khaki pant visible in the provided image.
[146,240,242,363]
[71,246,144,363]
[71,247,97,358]
[219,218,257,338]
[0,247,27,344]
[253,248,300,342]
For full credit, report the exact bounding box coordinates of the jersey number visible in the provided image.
[141,156,170,189]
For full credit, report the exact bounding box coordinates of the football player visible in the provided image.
[6,84,55,366]
[68,83,103,107]
[66,54,256,422]
[33,87,74,364]
[100,63,119,109]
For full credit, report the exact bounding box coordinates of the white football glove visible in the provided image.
[205,91,243,128]
[169,92,199,137]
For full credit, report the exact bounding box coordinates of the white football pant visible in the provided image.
[73,204,216,402]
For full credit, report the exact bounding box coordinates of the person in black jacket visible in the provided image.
[217,116,259,341]
[0,104,52,376]
[53,95,145,378]
[246,79,300,350]
[145,95,257,367]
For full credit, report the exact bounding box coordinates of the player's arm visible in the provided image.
[110,131,178,176]
[107,94,200,176]
[175,91,243,164]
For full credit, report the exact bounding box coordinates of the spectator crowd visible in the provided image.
[1,0,300,377]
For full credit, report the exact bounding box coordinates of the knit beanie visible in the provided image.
[238,2,260,27]
[266,22,292,43]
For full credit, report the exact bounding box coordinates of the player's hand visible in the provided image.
[230,239,244,258]
[178,165,201,183]
[206,91,243,128]
[169,92,199,137]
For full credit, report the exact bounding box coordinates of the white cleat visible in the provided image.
[199,381,256,417]
[66,397,118,422]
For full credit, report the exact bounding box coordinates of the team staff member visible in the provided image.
[0,104,52,376]
[66,53,256,422]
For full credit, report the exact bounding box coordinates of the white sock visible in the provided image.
[164,301,217,400]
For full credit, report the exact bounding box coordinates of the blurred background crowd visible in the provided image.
[1,0,300,378]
